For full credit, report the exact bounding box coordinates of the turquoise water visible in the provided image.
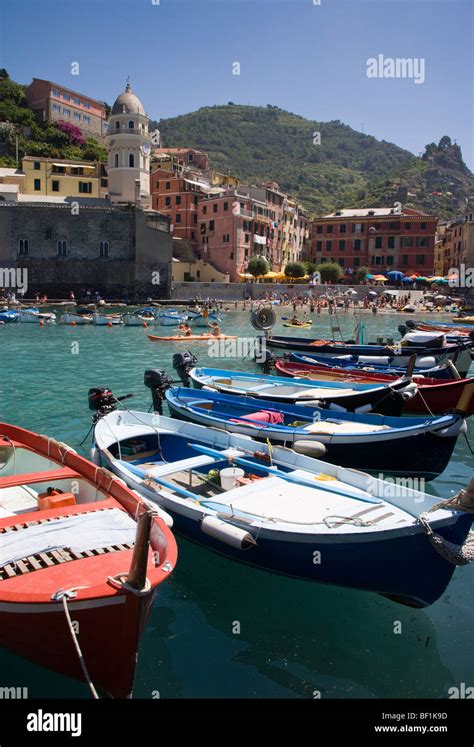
[0,310,472,699]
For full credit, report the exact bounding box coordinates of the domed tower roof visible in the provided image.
[111,82,146,116]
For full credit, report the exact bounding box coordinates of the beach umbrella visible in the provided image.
[373,275,387,281]
[366,273,374,279]
[367,290,378,297]
[402,276,414,283]
[387,271,404,281]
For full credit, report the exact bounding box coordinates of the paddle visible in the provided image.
[188,443,382,504]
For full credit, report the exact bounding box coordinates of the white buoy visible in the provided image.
[201,516,256,549]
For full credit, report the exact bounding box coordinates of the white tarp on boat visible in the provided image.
[0,508,136,567]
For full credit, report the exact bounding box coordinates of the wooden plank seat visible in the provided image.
[0,540,136,581]
[0,466,82,490]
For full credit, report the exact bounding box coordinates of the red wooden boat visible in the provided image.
[0,423,177,698]
[274,360,474,415]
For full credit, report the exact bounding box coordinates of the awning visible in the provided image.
[253,235,267,245]
[51,163,95,169]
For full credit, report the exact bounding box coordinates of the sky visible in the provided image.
[0,0,472,169]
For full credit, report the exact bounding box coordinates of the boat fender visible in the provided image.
[90,445,101,465]
[327,402,347,412]
[200,516,256,550]
[292,440,327,458]
[354,404,373,414]
[400,382,418,400]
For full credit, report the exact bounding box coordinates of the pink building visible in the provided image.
[25,78,107,138]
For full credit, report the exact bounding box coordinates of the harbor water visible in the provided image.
[0,309,472,698]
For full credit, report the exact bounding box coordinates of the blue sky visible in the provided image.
[1,0,472,168]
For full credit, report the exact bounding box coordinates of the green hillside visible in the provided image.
[154,104,474,219]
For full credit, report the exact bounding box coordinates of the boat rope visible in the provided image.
[415,388,435,416]
[51,588,99,699]
[418,479,474,566]
[0,435,15,473]
[106,573,152,596]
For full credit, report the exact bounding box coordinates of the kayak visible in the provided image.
[148,334,237,342]
[283,321,312,329]
[453,317,474,324]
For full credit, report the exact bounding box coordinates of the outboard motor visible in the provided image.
[398,324,407,337]
[88,387,133,422]
[172,351,197,387]
[144,369,172,414]
[405,320,416,330]
[258,349,275,374]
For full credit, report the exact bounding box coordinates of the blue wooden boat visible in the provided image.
[0,309,19,323]
[265,334,473,377]
[165,387,466,480]
[92,405,474,608]
[189,366,416,416]
[289,352,459,380]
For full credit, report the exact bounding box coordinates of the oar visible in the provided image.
[188,443,382,504]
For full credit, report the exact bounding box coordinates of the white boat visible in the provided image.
[92,312,123,326]
[155,309,188,327]
[92,402,474,608]
[18,308,56,323]
[59,311,93,325]
[122,308,157,326]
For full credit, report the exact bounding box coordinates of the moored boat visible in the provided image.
[18,308,56,323]
[122,308,156,326]
[288,352,461,380]
[188,366,417,416]
[164,386,468,479]
[274,360,474,415]
[92,401,474,608]
[0,422,176,698]
[60,309,93,325]
[92,312,123,326]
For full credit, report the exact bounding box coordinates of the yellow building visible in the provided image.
[171,257,230,283]
[22,156,107,199]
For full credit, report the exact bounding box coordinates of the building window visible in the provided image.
[73,97,80,105]
[416,237,427,247]
[18,238,29,255]
[165,181,170,190]
[213,203,218,213]
[375,237,382,249]
[387,255,394,265]
[34,161,40,170]
[339,240,345,250]
[316,225,322,234]
[194,196,198,206]
[416,254,425,265]
[57,240,67,257]
[193,214,197,224]
[34,179,41,191]
[52,180,60,192]
[326,240,332,250]
[389,222,397,230]
[354,257,360,267]
[388,236,395,249]
[402,254,408,266]
[339,224,346,233]
[129,154,135,168]
[45,227,52,239]
[99,241,109,257]
[339,258,345,267]
[202,205,207,215]
[79,182,92,194]
[223,234,230,243]
[165,196,171,206]
[354,239,361,250]
[73,112,81,121]
[326,224,333,233]
[175,214,181,224]
[191,231,196,240]
[62,108,71,117]
[52,88,60,97]
[176,195,181,205]
[245,234,249,244]
[404,223,411,230]
[52,104,61,113]
[401,237,413,247]
[128,121,134,130]
[374,223,381,230]
[316,241,322,251]
[421,222,427,229]
[63,93,70,101]
[83,101,90,109]
[83,115,90,124]
[115,121,120,130]
[223,201,228,211]
[114,154,119,167]
[209,220,215,231]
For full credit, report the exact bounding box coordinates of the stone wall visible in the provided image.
[0,203,172,297]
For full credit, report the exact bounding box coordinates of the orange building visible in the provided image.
[26,78,107,137]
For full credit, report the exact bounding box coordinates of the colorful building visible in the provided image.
[150,168,212,247]
[441,212,474,276]
[25,78,107,137]
[21,156,106,199]
[310,207,437,275]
